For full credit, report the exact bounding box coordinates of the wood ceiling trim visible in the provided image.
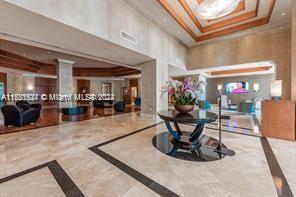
[264,0,276,23]
[0,49,43,69]
[203,10,257,32]
[208,66,272,76]
[159,0,275,42]
[197,18,267,41]
[179,0,258,33]
[73,67,141,77]
[114,70,141,77]
[207,1,246,22]
[0,56,40,71]
[203,0,260,32]
[157,0,199,41]
[0,60,38,73]
[178,0,203,32]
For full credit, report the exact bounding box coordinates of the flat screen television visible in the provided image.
[225,82,249,94]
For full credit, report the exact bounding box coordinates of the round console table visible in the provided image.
[62,106,88,115]
[158,109,218,157]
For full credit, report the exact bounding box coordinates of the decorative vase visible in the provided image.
[174,104,194,113]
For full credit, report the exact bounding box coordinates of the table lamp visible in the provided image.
[270,80,282,100]
[253,83,259,92]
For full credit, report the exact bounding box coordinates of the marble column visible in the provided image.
[57,59,74,108]
[292,1,296,101]
[141,59,168,114]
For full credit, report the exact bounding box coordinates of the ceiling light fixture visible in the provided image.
[196,0,241,20]
[281,12,286,16]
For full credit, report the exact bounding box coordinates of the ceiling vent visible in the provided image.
[120,30,137,44]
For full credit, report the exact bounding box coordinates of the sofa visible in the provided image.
[1,105,41,126]
[16,100,41,111]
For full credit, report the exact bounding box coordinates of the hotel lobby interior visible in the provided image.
[0,0,295,196]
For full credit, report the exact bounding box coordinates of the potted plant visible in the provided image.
[162,78,204,113]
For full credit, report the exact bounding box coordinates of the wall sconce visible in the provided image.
[270,80,282,100]
[253,83,259,92]
[27,85,34,91]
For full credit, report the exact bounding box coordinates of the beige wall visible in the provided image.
[188,26,292,99]
[6,0,187,70]
[206,74,275,104]
[141,60,168,114]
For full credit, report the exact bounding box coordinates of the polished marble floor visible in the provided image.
[0,104,139,135]
[0,111,295,196]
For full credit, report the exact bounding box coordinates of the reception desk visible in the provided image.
[262,100,296,141]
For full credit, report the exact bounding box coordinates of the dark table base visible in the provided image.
[152,132,226,162]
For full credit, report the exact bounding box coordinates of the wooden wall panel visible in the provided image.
[77,79,90,104]
[262,100,296,141]
[35,77,57,105]
[0,72,7,95]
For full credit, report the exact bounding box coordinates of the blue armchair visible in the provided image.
[114,101,125,112]
[1,105,40,126]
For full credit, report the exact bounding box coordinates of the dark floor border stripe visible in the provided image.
[0,160,84,197]
[89,122,179,197]
[90,147,179,197]
[207,122,253,131]
[252,114,262,131]
[90,122,163,148]
[252,114,294,197]
[260,137,294,197]
[205,126,261,138]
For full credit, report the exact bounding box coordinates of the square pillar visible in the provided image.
[141,59,168,114]
[57,59,74,108]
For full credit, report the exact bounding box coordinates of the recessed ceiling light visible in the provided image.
[163,18,167,22]
[281,12,286,16]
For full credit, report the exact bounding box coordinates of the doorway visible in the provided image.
[129,79,138,105]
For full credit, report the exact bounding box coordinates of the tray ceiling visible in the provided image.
[127,0,291,47]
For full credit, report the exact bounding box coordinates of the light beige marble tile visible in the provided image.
[268,137,296,196]
[0,111,293,196]
[100,124,277,196]
[0,167,64,197]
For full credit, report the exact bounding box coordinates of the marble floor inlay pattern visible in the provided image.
[0,160,84,196]
[0,112,295,196]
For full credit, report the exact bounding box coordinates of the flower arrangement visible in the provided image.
[162,78,204,105]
